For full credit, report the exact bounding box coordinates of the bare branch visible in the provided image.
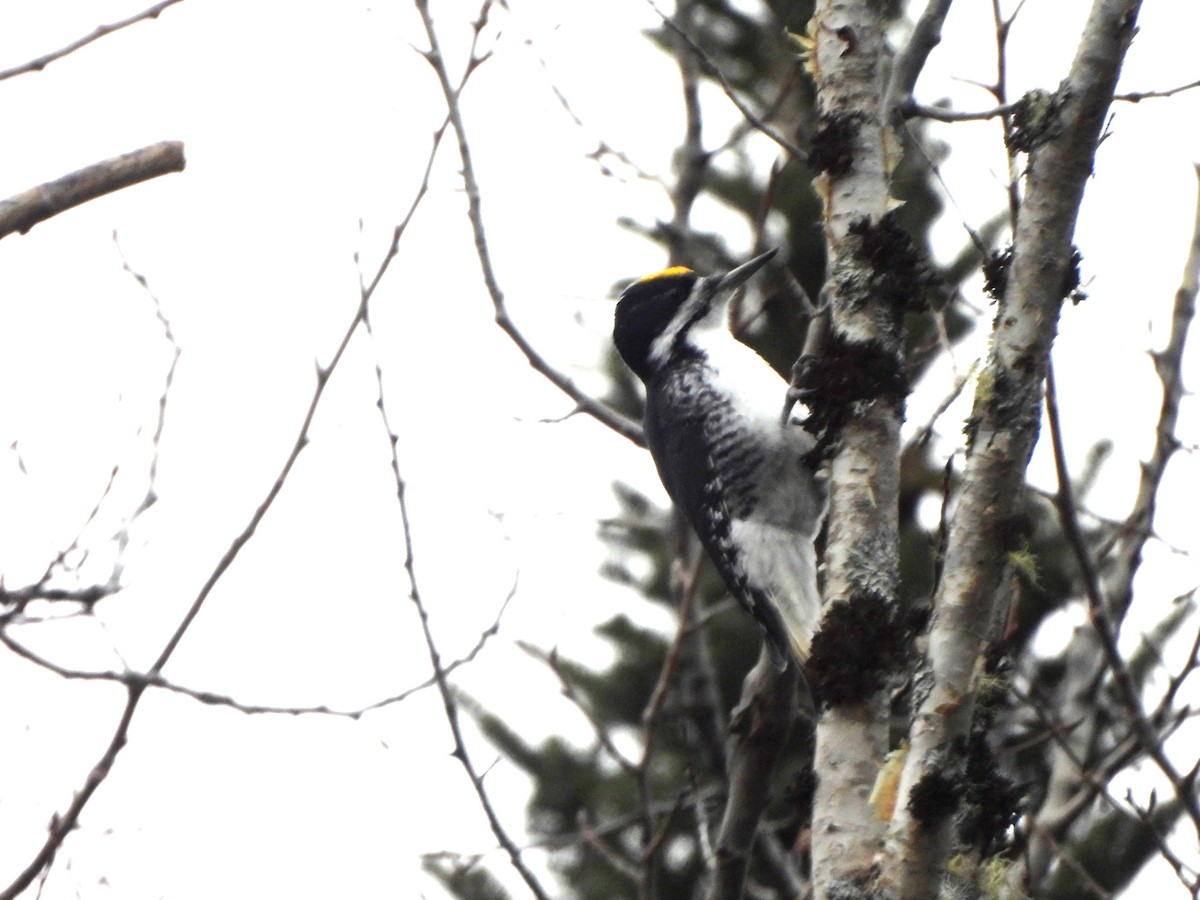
[0,88,456,894]
[116,232,180,522]
[415,0,644,447]
[0,247,375,899]
[0,238,178,621]
[519,642,640,776]
[0,0,188,81]
[394,422,550,900]
[1025,165,1200,883]
[705,650,798,900]
[580,822,644,885]
[0,591,510,720]
[885,0,955,117]
[0,465,121,614]
[881,1,1145,893]
[0,141,185,239]
[397,13,554,896]
[1045,362,1200,839]
[636,539,706,896]
[1109,164,1200,618]
[903,99,1019,122]
[0,679,142,900]
[1123,789,1200,894]
[644,0,808,163]
[1116,77,1200,103]
[531,49,662,187]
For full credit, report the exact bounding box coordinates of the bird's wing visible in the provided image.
[644,363,796,668]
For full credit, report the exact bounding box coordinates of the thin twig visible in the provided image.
[0,239,182,620]
[531,50,661,186]
[116,232,181,520]
[580,823,644,884]
[1123,789,1200,894]
[394,417,550,900]
[0,99,446,900]
[415,0,644,447]
[1106,163,1200,619]
[0,465,121,614]
[644,0,808,163]
[0,597,509,720]
[0,0,188,81]
[404,12,554,895]
[1115,78,1200,103]
[3,282,354,899]
[1027,822,1114,899]
[636,538,705,898]
[1044,362,1200,842]
[519,641,640,776]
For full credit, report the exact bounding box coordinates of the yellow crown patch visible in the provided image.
[634,265,694,284]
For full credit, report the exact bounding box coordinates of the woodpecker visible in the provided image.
[613,249,825,669]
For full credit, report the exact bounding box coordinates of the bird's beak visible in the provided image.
[718,248,778,291]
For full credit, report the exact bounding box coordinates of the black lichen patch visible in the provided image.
[1008,87,1066,153]
[807,590,901,707]
[987,366,1039,431]
[995,511,1033,555]
[908,769,963,828]
[960,747,1021,857]
[809,111,864,178]
[983,244,1085,306]
[791,332,909,462]
[962,413,980,451]
[788,214,933,458]
[786,756,817,825]
[1063,247,1087,305]
[959,660,1021,855]
[847,214,940,318]
[982,247,1011,301]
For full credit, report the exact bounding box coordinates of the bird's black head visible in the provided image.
[613,251,777,382]
[613,267,699,381]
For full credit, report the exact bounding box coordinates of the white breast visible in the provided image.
[690,325,790,426]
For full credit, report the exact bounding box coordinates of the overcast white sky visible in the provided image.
[0,1,1197,898]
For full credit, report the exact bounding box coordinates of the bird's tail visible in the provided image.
[735,521,822,669]
[772,566,821,665]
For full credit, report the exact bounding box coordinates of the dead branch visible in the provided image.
[0,141,185,239]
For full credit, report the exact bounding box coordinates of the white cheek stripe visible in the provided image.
[649,293,707,367]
